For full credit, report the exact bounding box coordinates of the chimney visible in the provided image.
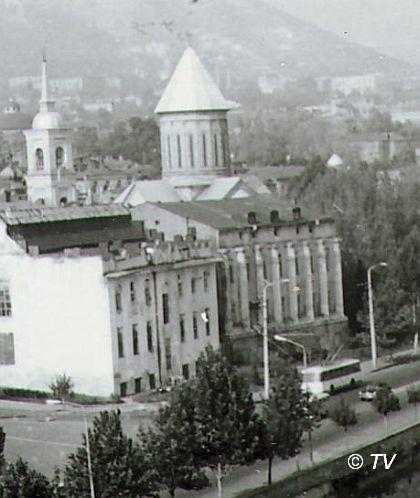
[270,210,280,224]
[292,207,302,221]
[247,211,257,224]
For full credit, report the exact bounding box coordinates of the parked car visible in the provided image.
[359,384,378,401]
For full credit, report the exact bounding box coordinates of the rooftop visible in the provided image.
[155,47,235,114]
[148,194,330,230]
[0,204,130,226]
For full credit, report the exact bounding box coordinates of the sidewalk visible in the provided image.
[170,394,420,497]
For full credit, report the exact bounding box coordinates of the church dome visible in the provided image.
[32,110,63,130]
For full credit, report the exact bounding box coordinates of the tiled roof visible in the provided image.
[115,180,182,206]
[0,204,130,226]
[155,47,235,114]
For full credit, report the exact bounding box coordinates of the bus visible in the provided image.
[300,359,362,397]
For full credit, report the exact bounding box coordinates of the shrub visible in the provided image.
[0,387,49,400]
[49,374,74,401]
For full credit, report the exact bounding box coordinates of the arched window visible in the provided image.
[55,147,65,167]
[189,135,195,168]
[104,180,110,192]
[35,148,44,170]
[60,197,68,206]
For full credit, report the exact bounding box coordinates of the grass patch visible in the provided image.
[0,387,120,405]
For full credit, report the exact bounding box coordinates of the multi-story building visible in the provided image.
[133,195,347,360]
[0,205,219,396]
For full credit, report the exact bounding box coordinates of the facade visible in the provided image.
[23,57,76,205]
[116,47,270,206]
[350,132,415,164]
[132,195,347,358]
[0,205,219,396]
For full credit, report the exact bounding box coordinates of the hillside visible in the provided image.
[0,0,413,106]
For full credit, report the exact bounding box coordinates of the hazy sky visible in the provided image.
[268,0,420,64]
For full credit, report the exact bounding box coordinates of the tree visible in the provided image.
[0,427,5,472]
[140,382,209,497]
[374,384,401,430]
[0,458,52,498]
[407,385,420,420]
[193,347,264,498]
[261,367,316,484]
[63,410,157,498]
[49,373,74,402]
[330,397,358,447]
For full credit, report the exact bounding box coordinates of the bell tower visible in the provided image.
[155,47,234,181]
[24,55,75,206]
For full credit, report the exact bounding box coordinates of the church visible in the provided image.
[116,47,269,205]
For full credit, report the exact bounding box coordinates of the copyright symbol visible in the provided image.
[348,453,364,470]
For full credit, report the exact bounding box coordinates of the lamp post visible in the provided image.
[66,402,95,498]
[262,281,272,400]
[367,262,387,369]
[261,278,290,399]
[274,335,308,369]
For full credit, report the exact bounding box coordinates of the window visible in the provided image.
[179,314,185,343]
[193,313,198,339]
[177,274,183,297]
[0,333,14,365]
[165,337,172,371]
[278,255,283,277]
[162,293,170,324]
[149,373,156,390]
[295,257,300,276]
[132,324,139,355]
[130,281,136,303]
[35,148,44,170]
[144,285,152,306]
[202,133,207,167]
[182,364,190,380]
[120,382,127,397]
[0,281,12,317]
[117,328,124,358]
[177,135,182,168]
[214,134,218,166]
[203,271,209,291]
[191,277,196,294]
[115,285,122,313]
[104,180,110,191]
[229,264,234,284]
[205,308,210,336]
[167,135,172,169]
[147,321,153,352]
[55,146,65,167]
[135,377,142,393]
[91,181,97,194]
[189,135,195,167]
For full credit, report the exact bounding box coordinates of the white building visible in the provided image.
[0,205,219,396]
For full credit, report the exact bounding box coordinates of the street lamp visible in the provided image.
[261,278,290,399]
[367,262,387,369]
[274,335,308,369]
[66,402,96,498]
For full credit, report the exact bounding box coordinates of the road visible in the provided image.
[1,358,420,491]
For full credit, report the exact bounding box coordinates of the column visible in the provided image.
[220,251,233,331]
[330,238,345,316]
[316,239,329,317]
[286,242,298,322]
[235,247,250,328]
[255,245,265,325]
[302,242,315,321]
[270,245,283,323]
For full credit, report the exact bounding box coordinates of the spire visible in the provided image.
[155,47,235,114]
[39,51,55,112]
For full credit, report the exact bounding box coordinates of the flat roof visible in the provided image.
[0,204,130,226]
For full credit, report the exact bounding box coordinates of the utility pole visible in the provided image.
[367,262,387,369]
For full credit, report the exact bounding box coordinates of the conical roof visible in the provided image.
[155,47,235,114]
